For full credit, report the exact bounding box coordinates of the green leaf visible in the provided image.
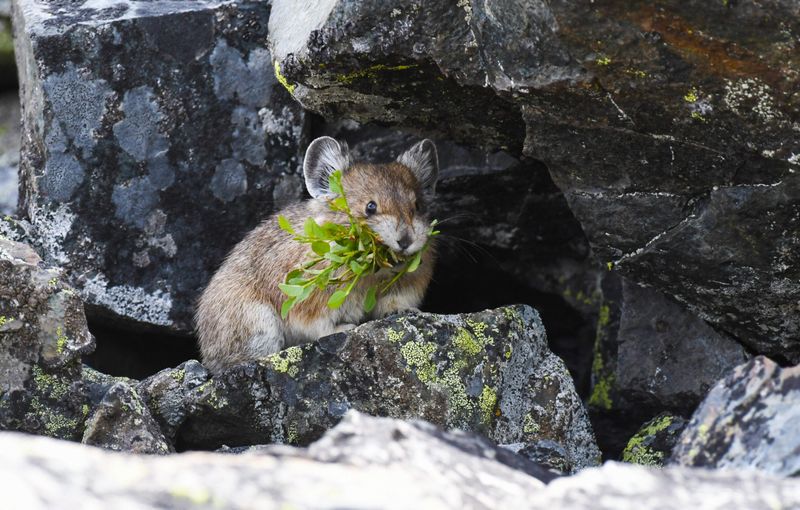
[363,286,377,313]
[327,290,348,309]
[278,283,304,297]
[280,297,295,319]
[278,215,295,234]
[349,260,365,275]
[406,250,423,273]
[298,284,315,302]
[325,252,345,264]
[311,241,330,255]
[328,171,343,196]
[304,217,325,238]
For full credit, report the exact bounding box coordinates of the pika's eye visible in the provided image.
[365,201,377,215]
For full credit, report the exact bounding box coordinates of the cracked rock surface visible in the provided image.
[269,0,800,360]
[0,238,94,440]
[151,306,601,471]
[12,0,307,333]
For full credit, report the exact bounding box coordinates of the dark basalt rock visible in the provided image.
[0,238,94,440]
[81,380,171,454]
[589,275,749,415]
[269,0,800,361]
[12,0,308,333]
[621,413,688,467]
[146,306,601,471]
[670,356,800,477]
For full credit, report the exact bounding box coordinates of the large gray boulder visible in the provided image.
[0,238,94,440]
[144,306,601,471]
[2,411,800,510]
[268,0,800,361]
[12,0,308,333]
[589,275,749,414]
[670,356,800,477]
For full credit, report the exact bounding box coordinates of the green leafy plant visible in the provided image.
[277,170,439,319]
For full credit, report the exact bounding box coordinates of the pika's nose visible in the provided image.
[398,234,412,251]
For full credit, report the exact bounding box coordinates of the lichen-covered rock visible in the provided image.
[12,0,308,332]
[82,381,171,454]
[137,360,209,441]
[3,413,800,509]
[670,357,800,476]
[621,413,688,467]
[0,238,94,440]
[164,306,600,470]
[269,0,800,361]
[589,275,749,415]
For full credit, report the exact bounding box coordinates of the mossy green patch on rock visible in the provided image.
[274,60,296,94]
[479,385,498,427]
[622,414,677,467]
[399,340,438,383]
[269,346,304,378]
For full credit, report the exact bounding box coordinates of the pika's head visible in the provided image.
[303,136,439,257]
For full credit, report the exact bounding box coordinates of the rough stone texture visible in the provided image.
[137,359,209,442]
[12,0,308,333]
[670,356,800,477]
[81,380,171,454]
[149,306,600,470]
[0,238,94,440]
[3,413,800,510]
[589,275,749,415]
[270,0,800,361]
[621,413,687,467]
[0,91,20,214]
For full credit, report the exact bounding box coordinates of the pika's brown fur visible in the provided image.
[196,137,439,374]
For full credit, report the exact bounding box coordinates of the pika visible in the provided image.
[196,136,439,374]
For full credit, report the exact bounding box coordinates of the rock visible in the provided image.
[621,413,688,467]
[136,359,209,442]
[12,0,308,333]
[0,91,20,214]
[670,356,800,476]
[269,0,800,361]
[82,381,171,454]
[0,238,94,440]
[151,306,600,470]
[3,413,800,509]
[589,275,749,415]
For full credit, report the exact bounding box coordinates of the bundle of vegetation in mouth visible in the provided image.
[278,170,439,318]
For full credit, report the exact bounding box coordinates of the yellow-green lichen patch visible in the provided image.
[387,328,405,344]
[82,404,90,417]
[504,345,513,360]
[478,385,498,428]
[588,371,615,410]
[32,366,70,400]
[606,261,614,271]
[523,413,540,434]
[194,380,229,410]
[622,415,675,466]
[335,64,418,85]
[169,368,186,384]
[684,89,699,103]
[274,61,296,94]
[269,346,304,378]
[465,319,492,348]
[596,55,611,66]
[286,423,299,444]
[691,111,707,122]
[55,327,68,354]
[399,340,438,383]
[453,327,482,356]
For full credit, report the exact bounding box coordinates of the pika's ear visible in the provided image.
[303,136,351,198]
[397,139,438,193]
